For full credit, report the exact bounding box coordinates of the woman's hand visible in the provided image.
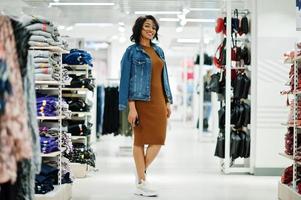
[128,101,138,127]
[167,103,171,118]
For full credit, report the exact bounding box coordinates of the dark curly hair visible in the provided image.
[130,15,159,44]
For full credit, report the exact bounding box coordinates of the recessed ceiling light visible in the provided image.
[134,11,181,15]
[74,23,114,27]
[189,8,221,11]
[186,18,215,23]
[159,18,180,22]
[176,27,183,32]
[118,26,126,32]
[49,2,115,7]
[66,26,73,31]
[177,38,200,43]
[159,18,215,23]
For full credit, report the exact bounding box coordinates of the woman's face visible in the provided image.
[141,19,157,41]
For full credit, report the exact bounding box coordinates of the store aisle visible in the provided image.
[72,122,278,200]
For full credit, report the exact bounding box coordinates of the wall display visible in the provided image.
[210,6,253,174]
[279,43,301,199]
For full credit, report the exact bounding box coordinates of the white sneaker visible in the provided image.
[135,180,158,197]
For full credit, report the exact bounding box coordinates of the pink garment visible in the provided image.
[0,16,32,183]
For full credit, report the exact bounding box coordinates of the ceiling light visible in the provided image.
[119,36,126,43]
[49,2,115,7]
[180,19,187,26]
[118,22,125,26]
[182,8,190,15]
[118,26,125,32]
[66,26,73,31]
[186,18,215,23]
[159,18,215,23]
[53,0,60,2]
[111,35,118,40]
[134,11,181,15]
[176,27,183,32]
[189,8,221,11]
[177,38,200,43]
[58,25,65,30]
[159,18,180,22]
[74,23,114,27]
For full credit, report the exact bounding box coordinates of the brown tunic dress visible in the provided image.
[133,45,167,145]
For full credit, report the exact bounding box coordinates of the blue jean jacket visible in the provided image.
[119,43,173,111]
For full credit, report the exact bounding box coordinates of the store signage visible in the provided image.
[297,0,301,31]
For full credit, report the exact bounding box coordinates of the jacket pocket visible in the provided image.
[132,59,146,94]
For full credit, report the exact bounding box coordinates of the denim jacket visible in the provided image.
[119,43,173,111]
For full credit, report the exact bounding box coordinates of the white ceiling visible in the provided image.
[0,0,247,63]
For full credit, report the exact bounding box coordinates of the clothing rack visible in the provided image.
[62,58,97,178]
[33,46,72,200]
[216,2,255,174]
[278,43,301,200]
[221,9,250,16]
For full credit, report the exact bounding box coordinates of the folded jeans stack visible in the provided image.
[64,143,95,167]
[36,95,71,118]
[63,49,93,66]
[35,164,58,194]
[36,96,59,116]
[66,98,91,112]
[65,76,95,91]
[43,157,73,184]
[39,126,73,154]
[33,50,72,83]
[67,124,91,136]
[40,136,59,154]
[20,15,65,49]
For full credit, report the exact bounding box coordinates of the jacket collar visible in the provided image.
[134,43,159,53]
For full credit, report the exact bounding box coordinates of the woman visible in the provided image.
[119,15,173,197]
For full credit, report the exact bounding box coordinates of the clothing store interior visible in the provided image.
[1,0,301,199]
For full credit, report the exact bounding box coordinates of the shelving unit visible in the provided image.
[278,43,301,200]
[32,46,72,200]
[217,1,254,174]
[62,62,96,178]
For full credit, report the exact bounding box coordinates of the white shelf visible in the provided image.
[63,64,91,70]
[35,184,72,200]
[281,123,301,129]
[70,112,91,115]
[223,167,252,173]
[279,152,293,160]
[41,150,61,158]
[70,163,88,178]
[67,71,87,75]
[278,182,301,200]
[35,81,60,85]
[41,147,66,158]
[72,135,89,140]
[36,87,60,91]
[62,93,87,98]
[62,88,89,92]
[37,116,65,120]
[284,55,301,64]
[30,46,68,53]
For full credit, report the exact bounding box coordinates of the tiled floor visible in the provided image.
[72,121,279,200]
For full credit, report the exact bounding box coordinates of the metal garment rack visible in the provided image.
[220,1,256,174]
[278,44,301,200]
[33,46,72,200]
[62,63,95,147]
